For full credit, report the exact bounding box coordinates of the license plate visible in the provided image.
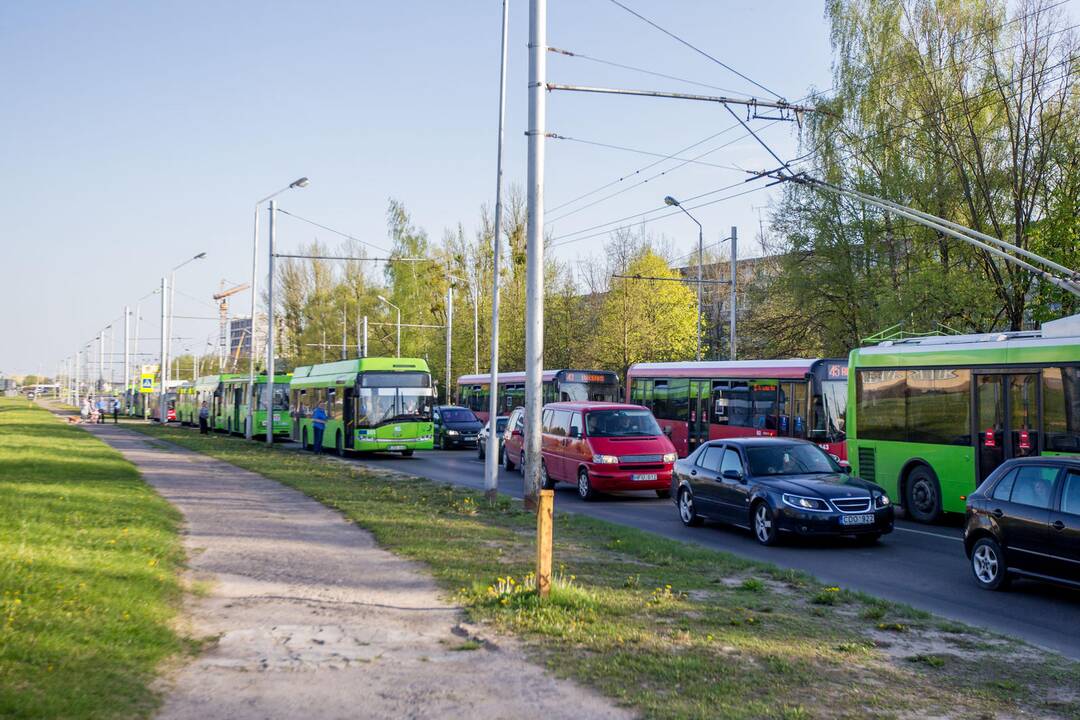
[388,445,406,451]
[632,473,658,482]
[840,514,875,526]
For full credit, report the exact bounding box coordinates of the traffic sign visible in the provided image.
[140,373,155,394]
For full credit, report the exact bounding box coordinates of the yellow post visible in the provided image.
[536,489,554,598]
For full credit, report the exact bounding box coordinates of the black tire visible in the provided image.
[478,443,485,461]
[752,501,779,546]
[904,465,943,523]
[577,468,596,501]
[401,449,414,457]
[504,449,516,471]
[970,537,1010,591]
[540,461,556,490]
[655,488,671,499]
[678,487,703,527]
[518,452,526,476]
[336,432,345,457]
[302,428,310,451]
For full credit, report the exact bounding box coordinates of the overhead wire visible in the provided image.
[275,208,393,255]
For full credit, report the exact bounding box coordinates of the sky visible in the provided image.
[4,0,1066,378]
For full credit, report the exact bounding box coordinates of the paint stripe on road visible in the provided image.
[894,525,963,542]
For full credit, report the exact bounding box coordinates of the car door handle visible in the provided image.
[690,470,697,476]
[992,508,1004,518]
[1052,520,1066,531]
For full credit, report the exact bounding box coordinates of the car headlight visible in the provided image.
[875,493,891,508]
[662,452,677,463]
[782,494,831,512]
[446,429,459,436]
[592,454,619,464]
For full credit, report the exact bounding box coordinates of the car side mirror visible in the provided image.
[840,463,852,474]
[569,426,580,439]
[722,469,745,482]
[663,425,673,436]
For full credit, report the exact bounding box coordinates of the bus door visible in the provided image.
[342,387,355,448]
[688,380,711,453]
[975,373,1040,483]
[232,385,243,430]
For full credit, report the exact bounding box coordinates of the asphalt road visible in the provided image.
[281,442,1080,660]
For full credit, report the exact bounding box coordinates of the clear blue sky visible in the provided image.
[5,0,1052,377]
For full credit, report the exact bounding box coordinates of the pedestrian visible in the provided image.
[112,397,120,424]
[80,399,91,422]
[198,401,210,435]
[311,402,328,453]
[95,397,106,424]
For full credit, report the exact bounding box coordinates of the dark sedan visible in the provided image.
[673,438,894,545]
[433,406,483,449]
[964,456,1080,591]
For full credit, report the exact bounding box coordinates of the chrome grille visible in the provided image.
[832,497,872,513]
[618,454,663,463]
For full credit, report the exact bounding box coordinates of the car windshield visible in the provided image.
[585,409,662,437]
[745,444,840,476]
[441,408,477,423]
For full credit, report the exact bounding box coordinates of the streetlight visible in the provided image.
[665,195,704,361]
[377,295,401,358]
[247,177,309,440]
[161,252,206,423]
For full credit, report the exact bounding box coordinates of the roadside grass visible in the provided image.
[0,401,187,719]
[131,422,1080,720]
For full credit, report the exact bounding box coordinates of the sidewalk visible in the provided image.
[81,423,630,720]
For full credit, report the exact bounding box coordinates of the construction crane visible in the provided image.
[213,281,250,368]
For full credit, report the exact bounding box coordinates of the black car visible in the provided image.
[964,457,1080,591]
[477,415,509,462]
[433,406,482,449]
[673,438,894,545]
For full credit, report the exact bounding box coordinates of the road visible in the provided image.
[285,442,1080,660]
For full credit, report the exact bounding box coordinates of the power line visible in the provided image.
[605,0,785,100]
[274,208,393,255]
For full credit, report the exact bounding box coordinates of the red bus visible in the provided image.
[625,359,848,460]
[457,369,620,423]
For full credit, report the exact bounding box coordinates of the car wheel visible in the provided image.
[541,461,556,490]
[519,452,526,476]
[678,488,703,527]
[577,469,596,501]
[905,465,942,523]
[971,537,1010,591]
[478,444,485,461]
[655,488,671,499]
[504,449,516,471]
[752,501,779,546]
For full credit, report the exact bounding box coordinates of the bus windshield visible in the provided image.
[257,383,290,410]
[559,380,619,402]
[357,386,434,427]
[585,409,663,437]
[811,380,847,442]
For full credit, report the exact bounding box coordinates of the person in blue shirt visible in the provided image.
[311,402,328,453]
[96,397,106,424]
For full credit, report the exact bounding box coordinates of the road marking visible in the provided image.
[894,526,963,542]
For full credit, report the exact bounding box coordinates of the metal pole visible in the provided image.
[133,303,141,407]
[445,286,453,404]
[473,287,479,375]
[524,0,546,510]
[342,307,347,360]
[124,306,130,411]
[484,0,510,503]
[729,226,737,360]
[266,200,276,445]
[246,205,260,439]
[363,316,369,357]
[395,308,401,357]
[98,330,104,392]
[159,276,168,423]
[696,223,703,360]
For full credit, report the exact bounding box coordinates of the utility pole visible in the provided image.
[362,316,368,357]
[159,276,168,423]
[342,307,347,360]
[484,0,510,503]
[445,285,453,404]
[265,200,277,445]
[729,226,737,360]
[123,306,130,411]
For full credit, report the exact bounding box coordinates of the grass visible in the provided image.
[130,421,1080,720]
[0,400,187,719]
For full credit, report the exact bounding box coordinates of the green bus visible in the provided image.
[184,373,291,436]
[848,316,1080,522]
[289,357,434,455]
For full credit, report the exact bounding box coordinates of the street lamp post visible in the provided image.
[161,253,206,424]
[166,252,206,394]
[664,195,704,360]
[377,295,401,357]
[247,177,309,440]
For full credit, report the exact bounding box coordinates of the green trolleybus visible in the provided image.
[289,357,434,456]
[184,373,291,436]
[848,315,1080,523]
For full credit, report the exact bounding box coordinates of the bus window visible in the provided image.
[1044,367,1080,452]
[714,381,752,427]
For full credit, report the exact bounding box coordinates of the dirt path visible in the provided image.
[80,423,631,720]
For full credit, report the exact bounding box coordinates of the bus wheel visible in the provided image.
[904,465,942,523]
[336,432,344,457]
[401,449,414,457]
[302,428,309,451]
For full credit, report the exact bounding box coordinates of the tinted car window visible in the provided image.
[720,449,743,475]
[1060,470,1080,516]
[441,408,477,423]
[1009,465,1059,509]
[569,412,583,437]
[585,409,663,437]
[495,417,509,433]
[745,444,839,476]
[991,468,1018,501]
[698,446,724,472]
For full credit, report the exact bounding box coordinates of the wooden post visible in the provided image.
[536,489,554,598]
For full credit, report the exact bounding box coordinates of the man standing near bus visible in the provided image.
[111,397,120,424]
[198,401,210,435]
[311,402,328,453]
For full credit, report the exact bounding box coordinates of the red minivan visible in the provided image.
[505,402,677,501]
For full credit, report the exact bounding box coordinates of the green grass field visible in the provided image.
[131,422,1080,720]
[0,400,187,719]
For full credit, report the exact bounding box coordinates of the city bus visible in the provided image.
[290,357,434,455]
[626,359,848,459]
[848,316,1080,522]
[457,369,621,423]
[183,373,291,436]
